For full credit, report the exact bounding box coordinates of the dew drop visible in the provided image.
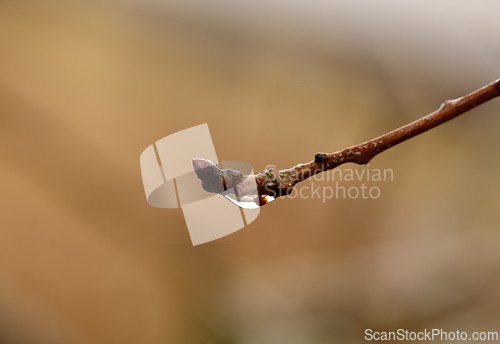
[260,195,276,205]
[223,191,276,209]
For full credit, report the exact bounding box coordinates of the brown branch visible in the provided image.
[193,79,500,206]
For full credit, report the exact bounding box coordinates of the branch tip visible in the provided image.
[193,79,500,207]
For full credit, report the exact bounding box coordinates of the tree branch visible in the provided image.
[193,79,500,206]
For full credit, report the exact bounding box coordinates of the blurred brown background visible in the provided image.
[1,0,500,343]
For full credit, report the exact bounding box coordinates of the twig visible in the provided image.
[193,79,500,206]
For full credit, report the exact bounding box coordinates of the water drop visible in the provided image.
[260,194,276,205]
[223,192,275,209]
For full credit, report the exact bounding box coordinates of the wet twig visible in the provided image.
[194,79,500,206]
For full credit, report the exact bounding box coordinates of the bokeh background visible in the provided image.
[1,0,500,343]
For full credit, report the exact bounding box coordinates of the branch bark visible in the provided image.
[193,79,500,206]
